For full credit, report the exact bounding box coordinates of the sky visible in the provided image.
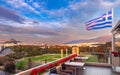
[0,0,120,44]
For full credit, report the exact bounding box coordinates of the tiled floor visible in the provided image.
[46,65,120,75]
[76,65,120,75]
[78,66,113,75]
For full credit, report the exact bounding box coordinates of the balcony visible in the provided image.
[45,62,120,75]
[15,54,120,75]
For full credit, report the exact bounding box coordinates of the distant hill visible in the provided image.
[64,34,112,44]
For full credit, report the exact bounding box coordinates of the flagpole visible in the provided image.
[111,8,114,64]
[112,8,114,52]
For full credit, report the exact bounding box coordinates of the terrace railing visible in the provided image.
[15,54,77,75]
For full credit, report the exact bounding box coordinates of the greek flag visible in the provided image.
[86,11,112,30]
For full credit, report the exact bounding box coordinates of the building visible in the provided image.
[111,20,120,73]
[65,42,106,47]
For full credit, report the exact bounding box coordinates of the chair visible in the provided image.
[49,63,74,75]
[49,67,58,75]
[59,63,73,75]
[60,70,73,75]
[49,66,72,75]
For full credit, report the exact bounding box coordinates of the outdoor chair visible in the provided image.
[59,63,74,75]
[49,67,58,75]
[49,66,73,75]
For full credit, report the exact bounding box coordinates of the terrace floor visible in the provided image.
[76,65,120,75]
[0,70,5,75]
[78,66,113,75]
[47,65,120,75]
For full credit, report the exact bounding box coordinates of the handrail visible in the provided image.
[15,54,77,75]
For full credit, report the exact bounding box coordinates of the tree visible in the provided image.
[4,38,20,44]
[4,61,15,73]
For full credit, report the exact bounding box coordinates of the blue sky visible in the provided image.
[0,0,120,44]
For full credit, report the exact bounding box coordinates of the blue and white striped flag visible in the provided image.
[86,11,112,30]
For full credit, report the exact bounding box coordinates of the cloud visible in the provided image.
[33,2,40,8]
[0,33,67,44]
[69,1,88,10]
[100,0,120,7]
[0,6,25,23]
[0,0,118,44]
[6,0,40,14]
[0,23,61,36]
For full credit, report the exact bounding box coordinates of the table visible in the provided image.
[74,57,89,62]
[75,57,89,60]
[65,62,85,75]
[65,62,85,67]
